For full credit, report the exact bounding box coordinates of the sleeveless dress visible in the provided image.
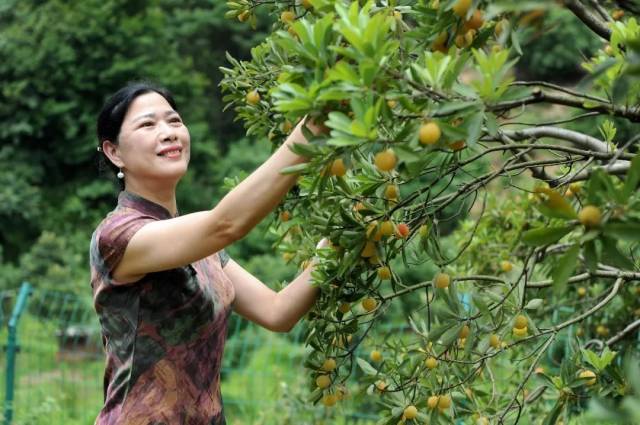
[89,191,235,425]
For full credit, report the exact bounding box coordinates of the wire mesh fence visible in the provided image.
[1,284,378,425]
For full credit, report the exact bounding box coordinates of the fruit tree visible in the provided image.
[221,0,640,423]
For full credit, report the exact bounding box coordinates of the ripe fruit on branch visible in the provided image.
[452,0,472,18]
[237,10,250,22]
[464,9,484,30]
[328,158,347,177]
[322,393,337,407]
[280,211,291,222]
[380,220,395,237]
[431,31,448,52]
[419,122,441,145]
[500,260,513,272]
[321,358,337,372]
[419,224,428,237]
[514,314,528,329]
[387,99,397,109]
[280,10,296,24]
[579,369,597,386]
[612,9,624,20]
[425,357,438,369]
[246,90,260,105]
[375,380,387,391]
[578,205,602,228]
[512,326,528,337]
[404,405,418,420]
[377,266,392,280]
[302,0,313,10]
[362,297,377,312]
[434,272,450,289]
[437,394,452,410]
[577,287,587,297]
[370,350,383,362]
[338,303,350,314]
[361,241,377,257]
[427,395,439,409]
[384,184,399,200]
[489,334,500,348]
[396,223,410,239]
[374,149,397,172]
[316,375,331,389]
[459,324,470,339]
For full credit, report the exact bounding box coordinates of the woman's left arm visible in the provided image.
[225,239,329,332]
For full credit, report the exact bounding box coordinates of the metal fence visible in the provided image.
[1,283,377,425]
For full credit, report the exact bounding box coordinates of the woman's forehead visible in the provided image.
[125,92,175,122]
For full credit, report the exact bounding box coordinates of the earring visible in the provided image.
[117,168,124,179]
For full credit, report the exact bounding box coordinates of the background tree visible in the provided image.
[220,0,640,423]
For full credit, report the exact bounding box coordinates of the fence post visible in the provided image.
[3,282,32,425]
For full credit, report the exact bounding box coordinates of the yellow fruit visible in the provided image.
[377,266,392,280]
[322,358,337,372]
[282,252,295,261]
[338,303,351,314]
[354,202,366,213]
[513,326,528,337]
[387,99,397,109]
[374,149,397,172]
[452,0,472,18]
[329,159,347,177]
[578,205,602,228]
[577,287,587,297]
[477,417,489,425]
[500,260,513,272]
[431,31,448,53]
[316,375,331,389]
[569,182,582,194]
[579,369,597,386]
[459,324,470,339]
[489,334,500,348]
[404,405,418,420]
[237,10,250,22]
[427,395,439,409]
[455,34,469,49]
[370,350,383,362]
[438,394,452,409]
[362,297,377,312]
[425,357,438,369]
[419,224,428,237]
[246,90,260,105]
[604,44,614,56]
[419,122,441,145]
[302,0,313,10]
[380,221,395,236]
[434,272,450,289]
[375,380,387,391]
[361,241,377,257]
[322,393,337,407]
[534,367,545,374]
[369,255,381,265]
[495,19,507,37]
[458,337,466,348]
[384,184,399,199]
[281,10,296,24]
[596,324,609,337]
[281,120,293,133]
[514,314,528,329]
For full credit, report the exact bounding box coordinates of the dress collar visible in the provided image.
[117,191,176,219]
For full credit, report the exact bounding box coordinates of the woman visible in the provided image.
[91,82,326,424]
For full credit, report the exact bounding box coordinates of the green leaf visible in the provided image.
[601,237,636,270]
[622,154,640,201]
[465,110,484,146]
[551,244,580,295]
[522,226,573,246]
[525,299,543,310]
[583,240,599,273]
[356,357,379,376]
[603,222,640,242]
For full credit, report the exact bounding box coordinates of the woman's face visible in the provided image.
[104,91,191,188]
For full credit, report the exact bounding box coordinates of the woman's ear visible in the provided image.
[102,140,124,168]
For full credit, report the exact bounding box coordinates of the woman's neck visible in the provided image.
[124,181,178,216]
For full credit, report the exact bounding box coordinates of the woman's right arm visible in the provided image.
[111,118,322,283]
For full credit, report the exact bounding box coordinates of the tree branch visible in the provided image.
[564,0,612,41]
[500,126,610,153]
[606,319,640,347]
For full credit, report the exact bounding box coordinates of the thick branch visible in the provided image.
[491,90,640,123]
[500,126,609,153]
[606,319,640,347]
[571,161,631,181]
[564,0,612,41]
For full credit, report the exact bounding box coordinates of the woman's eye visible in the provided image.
[141,122,154,128]
[170,117,182,124]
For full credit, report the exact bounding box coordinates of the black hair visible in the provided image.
[96,81,178,188]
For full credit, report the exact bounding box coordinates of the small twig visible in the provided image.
[606,319,640,347]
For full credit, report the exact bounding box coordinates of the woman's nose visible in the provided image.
[158,120,177,141]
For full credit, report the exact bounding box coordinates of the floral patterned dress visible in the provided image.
[90,191,235,425]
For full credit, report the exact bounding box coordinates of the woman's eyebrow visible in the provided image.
[132,110,178,122]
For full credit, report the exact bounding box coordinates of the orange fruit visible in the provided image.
[316,375,331,389]
[322,393,337,407]
[459,324,470,339]
[370,350,383,362]
[329,159,347,177]
[427,395,439,409]
[379,220,395,236]
[362,297,377,312]
[578,205,602,228]
[374,149,397,172]
[361,241,377,257]
[434,272,450,289]
[280,211,291,222]
[437,394,452,409]
[464,9,484,30]
[384,184,399,199]
[612,9,624,20]
[396,223,410,238]
[419,122,441,145]
[246,90,260,105]
[377,266,392,280]
[425,357,438,369]
[338,303,351,314]
[302,0,313,10]
[500,260,513,272]
[281,10,296,24]
[321,358,337,372]
[452,0,472,18]
[404,405,418,420]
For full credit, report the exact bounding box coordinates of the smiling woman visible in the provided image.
[91,82,328,424]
